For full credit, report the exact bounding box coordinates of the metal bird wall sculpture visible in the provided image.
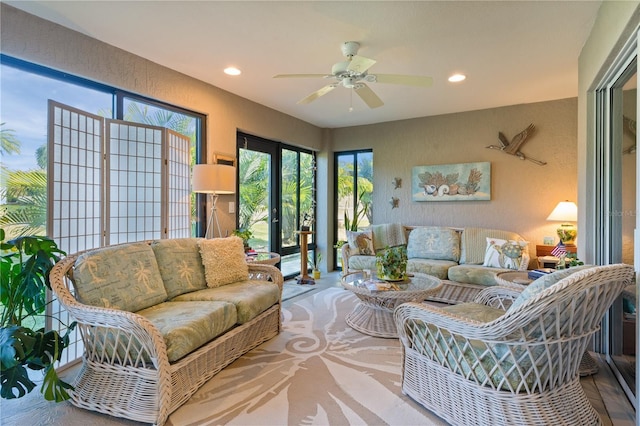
[486,123,547,166]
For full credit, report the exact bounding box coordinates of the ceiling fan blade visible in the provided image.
[354,83,384,109]
[298,84,338,104]
[373,74,433,87]
[274,74,328,79]
[347,55,376,74]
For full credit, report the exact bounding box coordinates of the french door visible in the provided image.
[237,132,316,279]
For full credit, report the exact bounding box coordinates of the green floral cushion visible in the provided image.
[348,255,377,271]
[442,302,505,322]
[407,226,461,262]
[460,227,525,265]
[407,258,457,279]
[151,238,207,298]
[172,280,280,324]
[73,242,167,312]
[137,301,237,362]
[509,265,593,311]
[482,237,529,270]
[447,264,511,286]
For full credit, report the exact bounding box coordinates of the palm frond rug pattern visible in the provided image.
[168,288,445,425]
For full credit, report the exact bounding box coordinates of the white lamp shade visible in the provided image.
[546,201,578,222]
[192,164,235,194]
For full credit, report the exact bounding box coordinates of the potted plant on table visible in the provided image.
[232,228,253,252]
[0,229,76,402]
[375,245,408,281]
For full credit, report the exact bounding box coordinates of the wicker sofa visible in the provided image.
[49,237,283,425]
[394,264,635,426]
[342,224,531,304]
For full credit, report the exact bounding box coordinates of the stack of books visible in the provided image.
[528,268,555,280]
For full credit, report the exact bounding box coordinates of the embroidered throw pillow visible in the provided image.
[482,237,529,270]
[199,236,249,288]
[347,230,375,255]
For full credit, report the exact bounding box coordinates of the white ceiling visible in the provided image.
[7,1,602,129]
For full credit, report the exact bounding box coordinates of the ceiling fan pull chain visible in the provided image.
[349,88,354,112]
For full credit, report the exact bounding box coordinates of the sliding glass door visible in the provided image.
[591,29,638,409]
[237,132,316,279]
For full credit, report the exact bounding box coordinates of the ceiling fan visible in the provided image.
[274,41,433,109]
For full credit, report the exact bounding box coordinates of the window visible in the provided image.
[334,150,373,270]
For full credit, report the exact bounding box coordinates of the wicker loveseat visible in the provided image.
[394,263,634,426]
[49,237,283,425]
[342,224,531,304]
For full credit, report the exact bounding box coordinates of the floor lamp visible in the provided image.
[192,164,236,238]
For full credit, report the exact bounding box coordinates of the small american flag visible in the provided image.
[550,242,566,257]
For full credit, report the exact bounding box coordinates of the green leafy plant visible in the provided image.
[308,251,323,271]
[232,228,253,250]
[0,229,76,402]
[565,252,584,267]
[375,245,408,280]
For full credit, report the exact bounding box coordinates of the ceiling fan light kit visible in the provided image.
[274,41,433,109]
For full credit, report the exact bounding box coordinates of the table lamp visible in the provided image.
[192,164,235,238]
[546,201,578,245]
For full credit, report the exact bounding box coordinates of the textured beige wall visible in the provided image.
[333,98,578,249]
[0,4,324,239]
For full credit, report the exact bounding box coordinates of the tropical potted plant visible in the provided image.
[232,228,253,252]
[308,251,323,279]
[0,229,76,402]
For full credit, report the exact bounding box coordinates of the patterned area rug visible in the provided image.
[167,288,446,425]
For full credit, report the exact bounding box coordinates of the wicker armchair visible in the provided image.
[395,264,634,426]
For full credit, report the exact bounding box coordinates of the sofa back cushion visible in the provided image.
[151,238,208,298]
[460,227,526,265]
[199,236,249,288]
[407,226,461,262]
[371,223,406,251]
[73,242,168,311]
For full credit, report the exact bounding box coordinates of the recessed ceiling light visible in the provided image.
[224,67,241,76]
[448,73,466,83]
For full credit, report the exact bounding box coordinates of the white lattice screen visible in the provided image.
[47,100,192,366]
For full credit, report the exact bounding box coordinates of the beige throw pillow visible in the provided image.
[199,236,249,288]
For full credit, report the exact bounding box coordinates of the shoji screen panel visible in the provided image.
[166,129,191,238]
[106,121,164,244]
[48,101,104,254]
[48,100,105,365]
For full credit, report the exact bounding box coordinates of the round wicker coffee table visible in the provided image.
[341,272,442,338]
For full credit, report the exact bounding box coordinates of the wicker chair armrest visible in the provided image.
[395,302,511,342]
[474,286,523,310]
[247,263,284,292]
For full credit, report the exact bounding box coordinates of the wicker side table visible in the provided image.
[341,272,442,338]
[494,271,532,289]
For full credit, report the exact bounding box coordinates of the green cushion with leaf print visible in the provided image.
[73,242,167,312]
[151,238,208,298]
[137,300,237,362]
[407,226,461,262]
[172,280,280,324]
